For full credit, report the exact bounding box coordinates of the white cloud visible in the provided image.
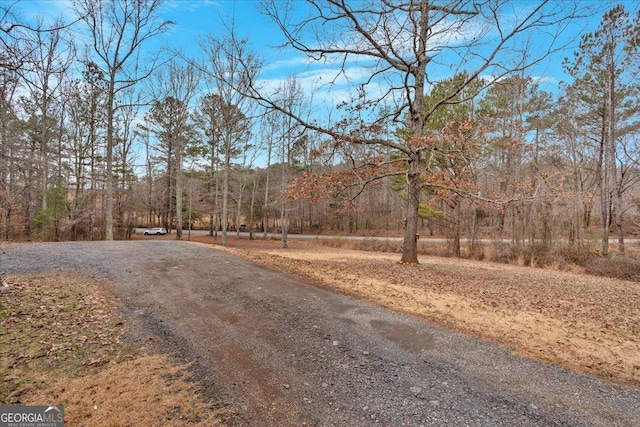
[162,0,220,14]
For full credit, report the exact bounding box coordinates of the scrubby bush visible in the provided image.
[546,244,599,268]
[357,239,402,253]
[319,237,639,282]
[585,255,640,282]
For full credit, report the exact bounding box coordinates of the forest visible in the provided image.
[1,1,640,264]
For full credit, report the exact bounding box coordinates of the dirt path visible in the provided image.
[2,240,640,426]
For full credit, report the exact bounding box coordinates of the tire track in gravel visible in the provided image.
[2,240,640,426]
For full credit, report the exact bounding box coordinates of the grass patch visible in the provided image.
[0,273,229,426]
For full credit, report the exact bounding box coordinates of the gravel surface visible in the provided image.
[2,240,640,426]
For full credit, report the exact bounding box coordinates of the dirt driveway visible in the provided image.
[2,240,640,426]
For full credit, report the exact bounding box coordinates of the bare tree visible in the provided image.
[193,93,223,238]
[0,62,20,239]
[1,1,80,72]
[0,6,23,239]
[145,59,200,240]
[17,18,74,240]
[196,30,259,245]
[563,5,640,255]
[64,62,107,240]
[248,0,586,264]
[73,0,172,240]
[271,76,307,248]
[113,87,141,236]
[233,140,259,239]
[259,109,277,238]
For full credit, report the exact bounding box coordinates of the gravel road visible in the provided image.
[2,240,639,426]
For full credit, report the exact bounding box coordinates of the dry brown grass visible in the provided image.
[200,236,640,389]
[0,274,229,426]
[25,356,225,427]
[319,236,640,280]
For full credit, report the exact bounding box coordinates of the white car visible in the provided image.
[143,227,167,235]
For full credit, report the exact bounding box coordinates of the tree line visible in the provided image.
[1,1,639,263]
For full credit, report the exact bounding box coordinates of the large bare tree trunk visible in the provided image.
[400,155,421,264]
[399,2,429,265]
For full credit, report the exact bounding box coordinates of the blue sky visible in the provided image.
[10,0,351,110]
[9,0,640,159]
[8,0,639,127]
[13,0,628,101]
[11,0,288,74]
